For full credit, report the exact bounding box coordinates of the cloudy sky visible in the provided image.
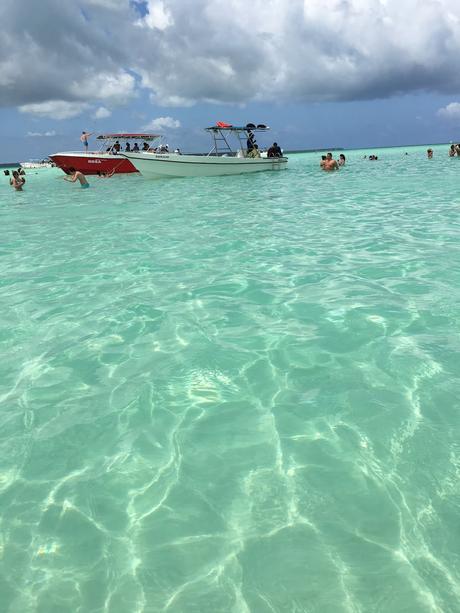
[2,0,460,161]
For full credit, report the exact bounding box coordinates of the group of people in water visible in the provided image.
[4,168,26,190]
[317,144,458,170]
[448,144,460,157]
[320,152,346,171]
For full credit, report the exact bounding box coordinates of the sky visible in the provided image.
[2,0,460,162]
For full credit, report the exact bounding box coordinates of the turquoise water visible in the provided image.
[1,145,460,612]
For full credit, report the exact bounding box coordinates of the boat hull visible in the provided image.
[121,152,288,178]
[49,152,138,175]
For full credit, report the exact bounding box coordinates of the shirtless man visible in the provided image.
[80,131,93,152]
[10,170,25,190]
[64,167,90,188]
[323,152,339,171]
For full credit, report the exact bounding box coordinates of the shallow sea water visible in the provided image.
[1,145,460,612]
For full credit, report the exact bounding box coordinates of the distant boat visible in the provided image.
[20,159,55,169]
[49,133,162,175]
[121,124,288,178]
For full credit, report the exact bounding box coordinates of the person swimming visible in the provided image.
[96,169,115,178]
[64,167,90,188]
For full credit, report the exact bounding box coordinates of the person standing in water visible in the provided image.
[10,170,25,190]
[80,131,93,152]
[323,152,339,171]
[64,167,90,188]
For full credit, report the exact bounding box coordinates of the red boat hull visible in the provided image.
[49,153,137,175]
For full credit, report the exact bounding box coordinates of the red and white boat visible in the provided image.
[50,133,162,175]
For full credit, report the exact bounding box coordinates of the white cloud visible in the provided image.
[69,71,136,105]
[93,106,112,119]
[5,0,460,111]
[437,102,460,121]
[143,116,181,131]
[26,130,57,137]
[84,0,125,9]
[137,0,173,30]
[148,92,195,108]
[130,0,460,106]
[18,100,90,120]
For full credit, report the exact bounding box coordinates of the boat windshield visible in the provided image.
[204,124,271,157]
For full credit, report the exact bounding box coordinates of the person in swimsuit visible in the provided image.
[64,167,90,188]
[80,131,93,152]
[323,152,339,171]
[338,153,346,166]
[10,170,25,190]
[96,169,115,178]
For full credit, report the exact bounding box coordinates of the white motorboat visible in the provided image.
[20,159,55,169]
[121,123,288,178]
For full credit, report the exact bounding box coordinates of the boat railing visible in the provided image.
[54,150,130,155]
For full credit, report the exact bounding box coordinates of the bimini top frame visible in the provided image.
[205,123,270,157]
[93,133,163,154]
[96,133,161,141]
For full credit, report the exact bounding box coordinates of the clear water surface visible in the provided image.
[1,145,459,612]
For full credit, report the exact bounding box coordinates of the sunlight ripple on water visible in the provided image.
[1,146,460,612]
